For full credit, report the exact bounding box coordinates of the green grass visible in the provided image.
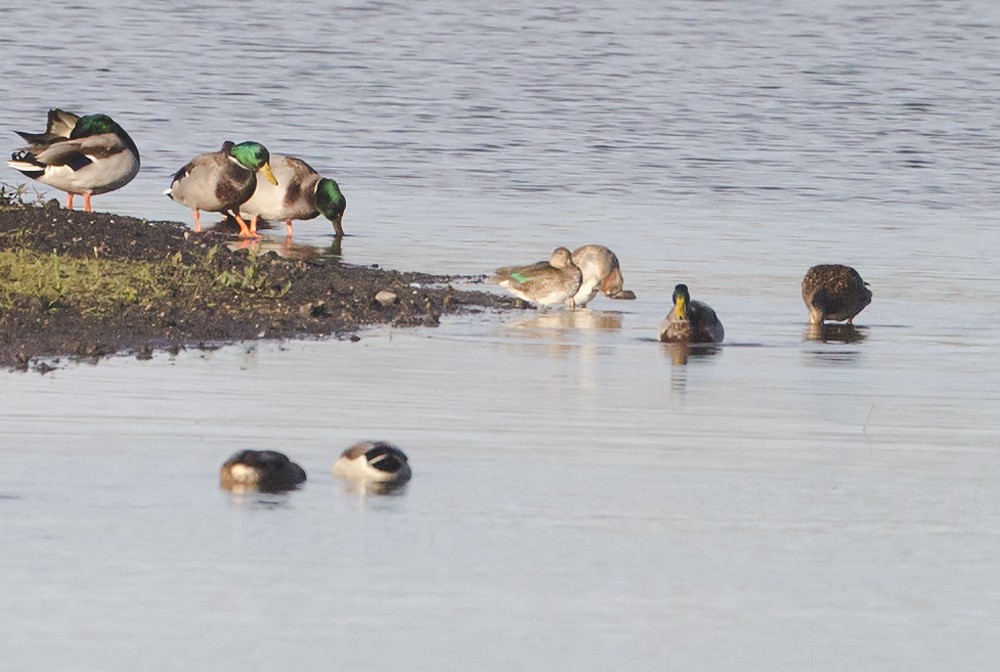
[0,245,290,315]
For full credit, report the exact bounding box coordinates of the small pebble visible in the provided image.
[375,290,398,306]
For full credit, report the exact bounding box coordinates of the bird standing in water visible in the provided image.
[165,140,277,237]
[490,247,584,309]
[801,264,872,325]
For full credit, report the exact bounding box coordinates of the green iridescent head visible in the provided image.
[70,114,120,138]
[229,141,277,184]
[316,178,347,234]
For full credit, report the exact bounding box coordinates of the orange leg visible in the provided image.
[285,219,294,237]
[193,210,203,233]
[234,213,258,239]
[83,192,93,213]
[250,214,260,236]
[66,193,75,210]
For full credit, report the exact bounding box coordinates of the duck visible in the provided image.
[569,244,637,307]
[164,140,278,238]
[219,449,307,493]
[489,246,583,309]
[332,441,412,485]
[6,109,140,212]
[802,264,872,325]
[239,155,347,238]
[658,283,725,344]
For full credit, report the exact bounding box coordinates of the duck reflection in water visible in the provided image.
[230,234,341,261]
[804,323,867,344]
[509,309,624,333]
[661,341,723,366]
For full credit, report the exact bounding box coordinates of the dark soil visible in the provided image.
[0,203,519,372]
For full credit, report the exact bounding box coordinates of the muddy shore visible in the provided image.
[0,202,519,372]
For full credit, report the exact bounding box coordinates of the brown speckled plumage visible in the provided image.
[802,264,872,325]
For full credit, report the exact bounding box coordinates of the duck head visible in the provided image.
[672,283,690,320]
[549,247,574,268]
[229,141,278,185]
[316,177,347,232]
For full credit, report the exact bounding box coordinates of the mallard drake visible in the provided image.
[219,449,306,493]
[658,283,725,344]
[802,264,872,325]
[332,441,411,485]
[239,155,347,238]
[6,109,139,212]
[489,246,583,309]
[164,141,277,238]
[569,244,637,307]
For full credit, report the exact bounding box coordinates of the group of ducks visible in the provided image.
[5,109,347,239]
[221,441,412,495]
[5,108,874,343]
[489,244,872,343]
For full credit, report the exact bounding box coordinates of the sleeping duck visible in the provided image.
[569,244,637,308]
[219,449,307,493]
[490,247,583,309]
[239,155,347,238]
[658,283,725,344]
[165,141,277,237]
[6,109,140,212]
[332,441,412,486]
[801,264,872,325]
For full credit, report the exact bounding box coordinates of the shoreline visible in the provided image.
[0,203,519,373]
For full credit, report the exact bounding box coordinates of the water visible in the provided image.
[3,1,1000,669]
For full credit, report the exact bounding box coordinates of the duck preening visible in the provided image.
[332,441,412,486]
[219,449,306,493]
[569,244,636,308]
[6,109,140,212]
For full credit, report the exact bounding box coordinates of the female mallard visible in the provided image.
[6,109,140,212]
[658,283,725,344]
[239,155,347,238]
[332,441,411,485]
[569,244,637,307]
[802,264,872,325]
[164,141,278,238]
[219,449,306,493]
[489,246,583,309]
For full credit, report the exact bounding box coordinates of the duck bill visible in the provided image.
[600,267,624,296]
[259,162,278,185]
[674,295,687,320]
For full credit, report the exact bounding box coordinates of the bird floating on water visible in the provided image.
[219,449,306,493]
[801,264,872,325]
[332,441,412,486]
[489,246,583,309]
[165,140,277,238]
[239,154,346,239]
[6,108,140,212]
[658,283,725,344]
[569,244,636,308]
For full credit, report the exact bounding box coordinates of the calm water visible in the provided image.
[3,1,1000,669]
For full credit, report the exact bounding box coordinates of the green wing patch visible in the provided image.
[510,271,531,283]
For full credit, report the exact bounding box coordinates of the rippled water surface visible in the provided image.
[3,1,1000,669]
